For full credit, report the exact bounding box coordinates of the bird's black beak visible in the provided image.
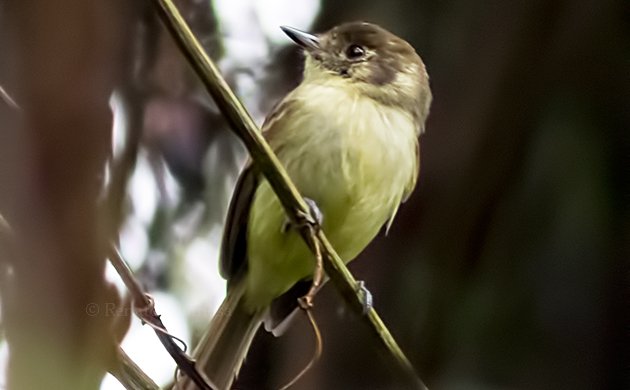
[280,26,320,51]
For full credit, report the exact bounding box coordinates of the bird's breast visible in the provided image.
[244,83,418,308]
[278,83,418,252]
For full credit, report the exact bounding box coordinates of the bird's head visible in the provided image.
[281,22,432,125]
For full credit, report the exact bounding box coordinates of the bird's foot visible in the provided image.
[356,280,373,315]
[281,197,323,233]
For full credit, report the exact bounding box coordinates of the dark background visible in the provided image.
[244,1,629,389]
[0,0,627,389]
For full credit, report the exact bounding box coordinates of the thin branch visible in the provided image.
[298,226,324,310]
[110,347,160,390]
[278,309,323,390]
[149,1,427,388]
[280,227,323,389]
[108,245,215,390]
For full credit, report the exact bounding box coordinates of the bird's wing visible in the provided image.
[219,96,295,283]
[219,162,258,282]
[220,95,317,333]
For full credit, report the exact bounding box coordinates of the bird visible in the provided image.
[184,21,432,390]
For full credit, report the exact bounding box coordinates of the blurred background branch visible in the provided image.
[0,1,130,388]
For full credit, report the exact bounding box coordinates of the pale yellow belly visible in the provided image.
[243,85,417,310]
[244,136,414,310]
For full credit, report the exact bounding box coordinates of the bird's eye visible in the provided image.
[345,44,365,59]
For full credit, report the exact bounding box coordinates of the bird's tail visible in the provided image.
[182,281,263,390]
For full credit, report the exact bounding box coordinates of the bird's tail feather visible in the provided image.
[186,281,263,390]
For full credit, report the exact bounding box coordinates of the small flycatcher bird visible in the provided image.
[187,21,432,389]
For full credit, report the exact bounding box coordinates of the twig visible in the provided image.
[298,226,324,310]
[280,226,323,389]
[149,1,427,389]
[110,347,160,390]
[108,245,215,390]
[278,310,322,390]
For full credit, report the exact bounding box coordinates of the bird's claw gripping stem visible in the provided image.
[356,280,373,315]
[282,197,323,233]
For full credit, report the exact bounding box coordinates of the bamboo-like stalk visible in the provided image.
[110,348,161,390]
[150,1,427,388]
